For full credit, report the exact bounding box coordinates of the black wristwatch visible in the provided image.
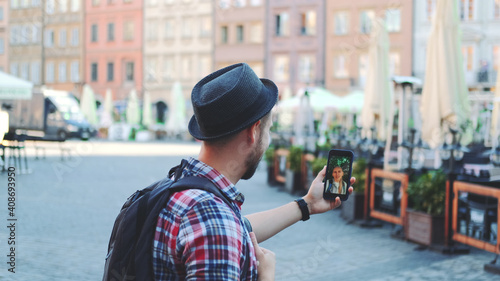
[295,199,310,221]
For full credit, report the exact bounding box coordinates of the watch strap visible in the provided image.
[295,199,310,221]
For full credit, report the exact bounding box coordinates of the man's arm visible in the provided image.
[246,167,354,243]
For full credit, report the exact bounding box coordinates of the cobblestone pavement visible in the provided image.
[0,140,498,280]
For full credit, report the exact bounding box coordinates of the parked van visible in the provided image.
[1,89,94,141]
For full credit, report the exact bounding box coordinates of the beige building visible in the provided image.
[44,0,84,94]
[266,0,326,97]
[325,0,413,96]
[143,0,213,115]
[214,0,266,77]
[0,0,7,73]
[8,1,43,86]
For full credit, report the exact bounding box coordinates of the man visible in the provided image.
[153,63,354,280]
[325,166,348,195]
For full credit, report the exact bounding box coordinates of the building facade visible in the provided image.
[214,0,266,77]
[413,0,500,89]
[325,0,413,96]
[85,0,143,101]
[143,0,213,108]
[266,0,326,97]
[8,0,43,86]
[0,0,8,73]
[44,0,84,93]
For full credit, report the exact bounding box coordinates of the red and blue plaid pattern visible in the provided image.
[153,157,257,280]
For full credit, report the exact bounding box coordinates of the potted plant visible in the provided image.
[285,145,303,194]
[341,158,367,222]
[264,146,276,186]
[405,170,446,246]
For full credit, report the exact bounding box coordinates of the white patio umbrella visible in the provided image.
[294,92,315,148]
[142,91,153,128]
[126,89,141,126]
[80,84,98,126]
[165,82,187,135]
[360,18,393,141]
[420,0,471,148]
[99,88,113,128]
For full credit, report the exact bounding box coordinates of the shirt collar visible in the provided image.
[178,157,245,205]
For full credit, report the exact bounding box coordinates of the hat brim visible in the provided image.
[188,78,278,141]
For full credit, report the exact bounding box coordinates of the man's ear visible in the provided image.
[246,120,261,144]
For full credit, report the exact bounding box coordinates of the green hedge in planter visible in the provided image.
[265,146,275,166]
[287,146,303,173]
[351,158,367,193]
[407,170,447,216]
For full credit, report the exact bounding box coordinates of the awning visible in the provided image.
[0,71,33,100]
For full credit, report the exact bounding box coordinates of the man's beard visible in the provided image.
[241,134,264,180]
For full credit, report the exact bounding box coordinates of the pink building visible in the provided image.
[85,0,143,102]
[0,0,7,73]
[266,0,326,97]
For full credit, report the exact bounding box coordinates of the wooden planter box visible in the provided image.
[285,170,302,194]
[341,192,365,222]
[405,209,445,246]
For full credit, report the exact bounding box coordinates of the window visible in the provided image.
[234,0,245,7]
[10,63,18,77]
[59,0,68,12]
[32,0,41,7]
[164,19,174,39]
[71,28,79,46]
[91,63,98,82]
[21,62,29,81]
[298,55,315,83]
[0,38,4,54]
[108,23,115,41]
[162,57,175,81]
[360,10,375,34]
[59,29,67,47]
[495,0,500,19]
[493,46,499,71]
[46,62,55,83]
[273,55,289,82]
[32,24,41,43]
[44,29,54,47]
[250,22,262,43]
[276,12,290,36]
[236,25,244,43]
[250,0,261,6]
[182,18,192,38]
[219,0,230,9]
[333,55,349,78]
[386,9,401,32]
[146,59,156,81]
[71,0,80,11]
[58,62,66,82]
[107,62,114,81]
[125,62,134,81]
[70,61,79,82]
[300,11,316,36]
[20,26,30,45]
[459,0,475,21]
[20,0,29,7]
[0,7,4,21]
[181,57,191,79]
[200,16,211,37]
[462,45,474,72]
[11,0,19,9]
[198,56,211,79]
[334,11,349,35]
[146,21,158,41]
[124,0,132,3]
[389,52,401,76]
[221,26,228,43]
[46,0,55,14]
[31,62,40,84]
[123,21,134,41]
[91,24,98,42]
[10,26,19,45]
[92,0,99,5]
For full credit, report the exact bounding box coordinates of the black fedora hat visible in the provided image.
[188,63,278,141]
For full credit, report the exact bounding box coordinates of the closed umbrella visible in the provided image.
[360,18,393,141]
[142,91,153,128]
[492,69,500,146]
[126,89,140,126]
[80,84,98,126]
[99,88,113,128]
[420,0,471,148]
[165,82,187,136]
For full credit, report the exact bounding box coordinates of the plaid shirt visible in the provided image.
[153,157,257,281]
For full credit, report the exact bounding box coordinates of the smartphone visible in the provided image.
[323,149,354,201]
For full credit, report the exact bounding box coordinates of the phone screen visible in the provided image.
[323,149,354,201]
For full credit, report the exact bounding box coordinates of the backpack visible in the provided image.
[103,160,252,281]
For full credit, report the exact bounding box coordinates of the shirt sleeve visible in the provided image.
[177,197,245,281]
